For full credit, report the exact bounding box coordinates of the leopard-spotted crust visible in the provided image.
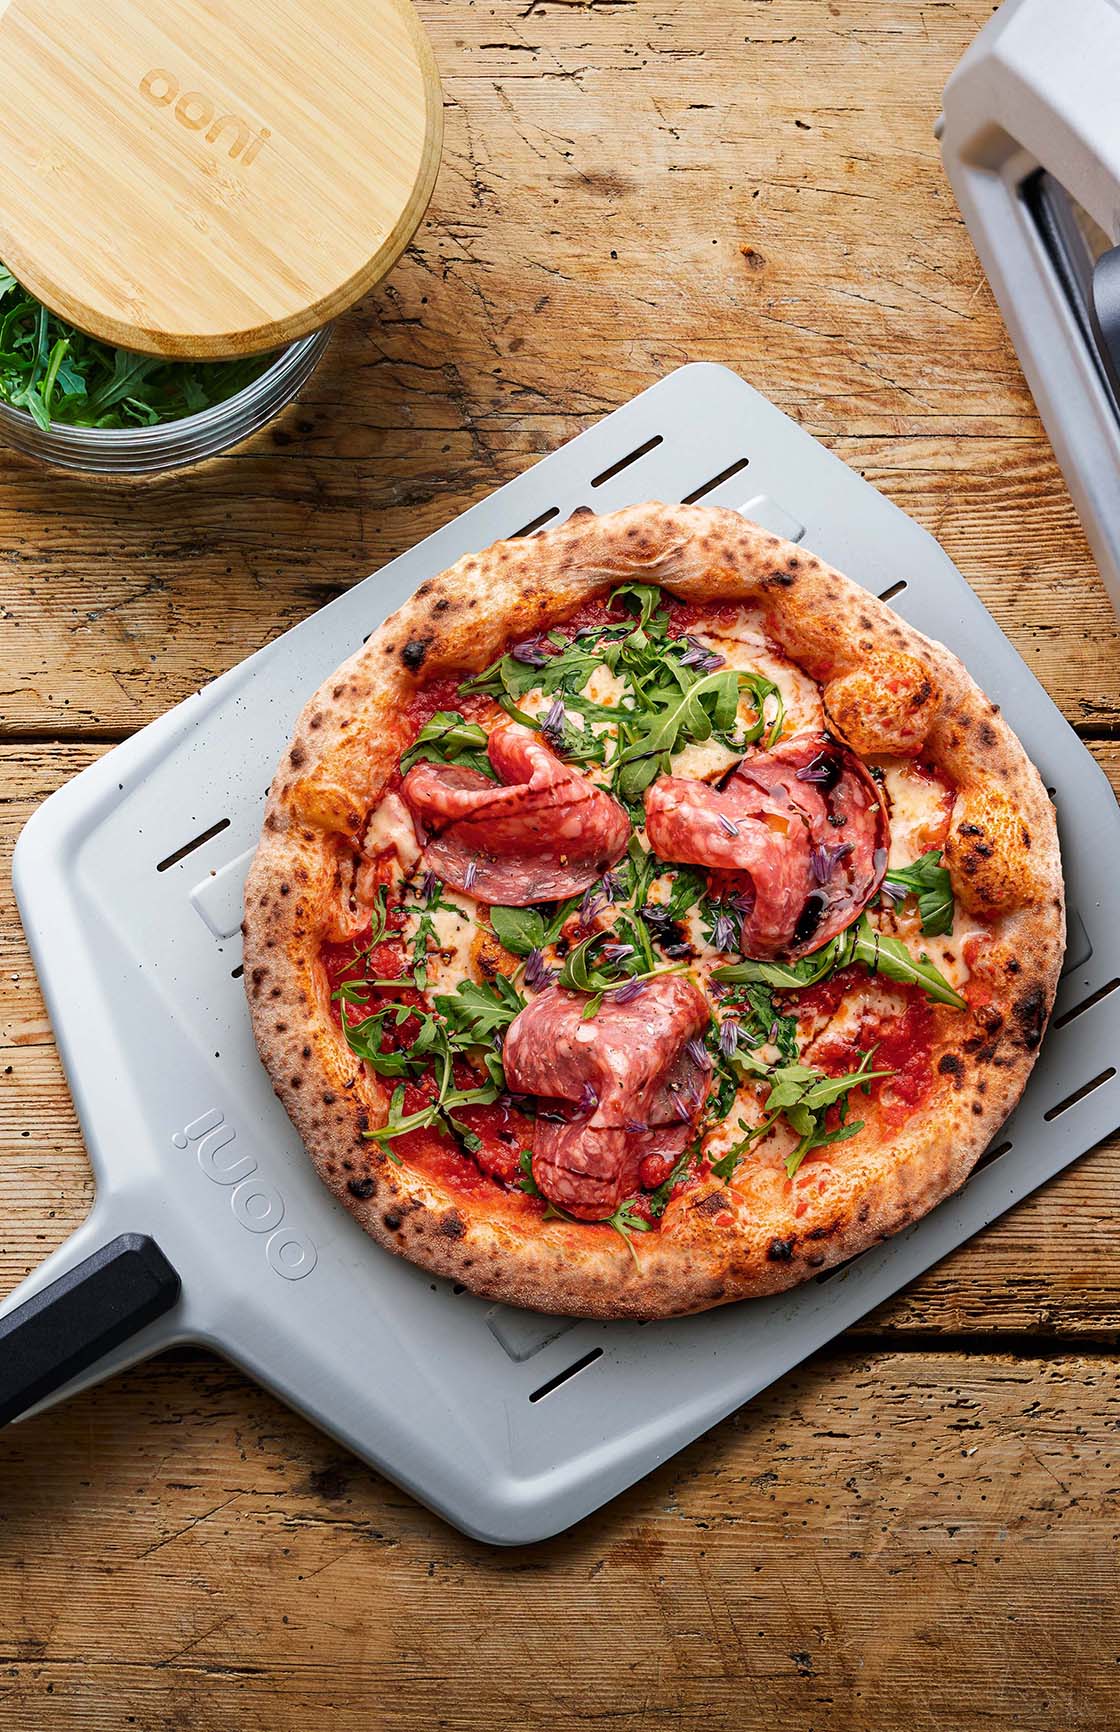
[242,502,1064,1319]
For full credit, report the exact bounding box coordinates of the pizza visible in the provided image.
[242,503,1064,1319]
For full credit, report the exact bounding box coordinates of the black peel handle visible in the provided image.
[0,1233,180,1427]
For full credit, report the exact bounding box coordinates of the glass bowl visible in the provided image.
[0,327,331,475]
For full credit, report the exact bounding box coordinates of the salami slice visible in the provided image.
[502,977,710,1219]
[400,721,629,906]
[644,731,888,959]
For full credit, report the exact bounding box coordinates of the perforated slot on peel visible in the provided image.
[971,1138,1013,1176]
[512,505,561,539]
[878,580,908,603]
[590,435,664,489]
[156,817,230,873]
[682,457,751,505]
[1043,1069,1116,1121]
[1053,978,1120,1029]
[231,964,244,980]
[528,1347,604,1404]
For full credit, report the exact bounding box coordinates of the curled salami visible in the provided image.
[400,721,630,906]
[644,731,888,960]
[502,976,711,1219]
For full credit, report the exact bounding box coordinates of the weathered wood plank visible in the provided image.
[0,1,1113,735]
[2,745,1118,1335]
[0,1346,1116,1731]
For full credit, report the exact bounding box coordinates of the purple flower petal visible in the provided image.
[463,859,478,892]
[420,869,437,901]
[719,1018,740,1057]
[511,640,548,668]
[580,884,603,925]
[577,1080,599,1115]
[524,948,556,991]
[810,841,853,885]
[717,813,740,838]
[677,635,726,673]
[686,1037,711,1070]
[600,871,621,904]
[796,756,834,785]
[601,941,634,964]
[611,978,646,1004]
[711,911,738,952]
[542,697,566,745]
[624,1117,647,1134]
[880,880,905,904]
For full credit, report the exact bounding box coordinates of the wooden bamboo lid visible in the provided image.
[0,0,443,358]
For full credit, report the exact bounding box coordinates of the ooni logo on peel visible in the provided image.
[172,1107,317,1281]
[139,68,271,165]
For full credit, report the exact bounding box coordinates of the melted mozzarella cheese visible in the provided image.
[364,793,421,872]
[694,609,825,738]
[402,891,482,993]
[876,757,954,870]
[669,737,740,781]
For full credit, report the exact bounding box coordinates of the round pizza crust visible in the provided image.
[242,503,1064,1319]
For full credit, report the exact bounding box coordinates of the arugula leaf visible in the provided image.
[724,1047,894,1179]
[0,265,275,430]
[609,581,669,639]
[399,711,496,779]
[849,917,965,1008]
[645,1145,696,1216]
[712,914,965,1009]
[712,932,855,991]
[884,849,954,937]
[488,905,547,957]
[489,891,583,957]
[434,976,525,1048]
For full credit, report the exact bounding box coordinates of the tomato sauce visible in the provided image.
[808,982,934,1127]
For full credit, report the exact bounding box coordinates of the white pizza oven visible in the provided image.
[940,0,1120,611]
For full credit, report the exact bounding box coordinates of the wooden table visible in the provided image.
[2,3,1118,1727]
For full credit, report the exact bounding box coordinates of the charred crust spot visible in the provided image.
[356,1111,370,1135]
[383,1210,403,1231]
[979,723,997,747]
[333,684,345,700]
[938,1052,964,1087]
[309,713,322,731]
[302,1045,311,1060]
[434,597,450,613]
[859,615,872,630]
[959,823,982,836]
[693,1191,729,1218]
[289,745,305,769]
[279,882,290,896]
[415,581,432,596]
[1006,959,1021,975]
[347,1177,375,1200]
[402,638,430,672]
[322,1091,336,1105]
[767,1236,795,1263]
[971,1102,984,1115]
[438,1210,467,1239]
[290,1075,302,1089]
[1013,987,1047,1051]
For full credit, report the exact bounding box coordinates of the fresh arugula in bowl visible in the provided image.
[0,266,274,432]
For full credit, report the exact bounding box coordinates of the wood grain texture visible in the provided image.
[0,0,443,355]
[1,1347,1119,1731]
[1,0,1119,1723]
